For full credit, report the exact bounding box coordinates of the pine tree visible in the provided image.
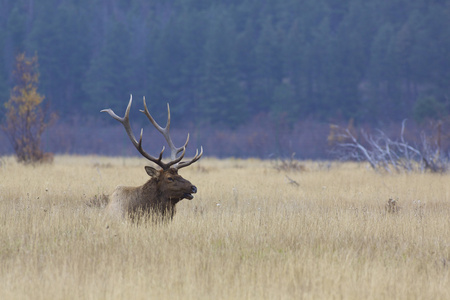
[199,8,246,128]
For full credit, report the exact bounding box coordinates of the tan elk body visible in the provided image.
[102,96,202,220]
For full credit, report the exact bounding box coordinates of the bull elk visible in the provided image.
[101,95,203,220]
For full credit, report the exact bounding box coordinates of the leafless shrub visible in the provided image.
[86,193,110,208]
[272,152,306,172]
[329,120,449,173]
[92,162,113,168]
[192,165,210,173]
[385,198,400,213]
[40,152,54,164]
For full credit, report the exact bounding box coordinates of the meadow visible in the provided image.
[0,155,449,299]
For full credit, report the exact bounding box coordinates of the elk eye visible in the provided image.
[167,177,174,182]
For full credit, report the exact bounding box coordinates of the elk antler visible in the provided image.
[140,96,203,170]
[101,95,202,170]
[176,147,203,169]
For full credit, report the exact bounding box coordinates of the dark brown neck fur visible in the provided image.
[140,178,176,218]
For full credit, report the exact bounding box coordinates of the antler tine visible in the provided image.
[138,128,166,162]
[140,96,186,163]
[176,146,204,169]
[101,95,167,169]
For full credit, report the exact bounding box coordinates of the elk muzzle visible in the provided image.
[184,185,197,200]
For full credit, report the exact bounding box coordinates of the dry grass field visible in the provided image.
[0,155,449,299]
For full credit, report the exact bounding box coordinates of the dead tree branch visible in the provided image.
[330,120,449,173]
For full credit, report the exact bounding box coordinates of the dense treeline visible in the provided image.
[1,0,450,130]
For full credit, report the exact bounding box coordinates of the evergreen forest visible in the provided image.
[1,0,450,157]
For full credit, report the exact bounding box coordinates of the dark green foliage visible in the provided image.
[0,0,449,128]
[413,96,446,123]
[199,8,246,128]
[0,26,7,102]
[83,20,133,113]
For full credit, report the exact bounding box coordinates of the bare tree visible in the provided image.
[329,120,449,173]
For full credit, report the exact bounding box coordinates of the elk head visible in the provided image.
[144,166,197,203]
[101,95,203,219]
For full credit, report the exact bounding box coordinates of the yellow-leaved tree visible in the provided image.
[1,53,56,163]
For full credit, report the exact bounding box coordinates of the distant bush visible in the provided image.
[1,53,56,163]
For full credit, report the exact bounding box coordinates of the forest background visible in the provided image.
[0,0,449,159]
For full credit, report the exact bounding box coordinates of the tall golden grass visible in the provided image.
[0,155,449,299]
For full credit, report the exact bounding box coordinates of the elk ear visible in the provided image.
[145,166,159,178]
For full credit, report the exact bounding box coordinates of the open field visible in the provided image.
[0,155,449,299]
